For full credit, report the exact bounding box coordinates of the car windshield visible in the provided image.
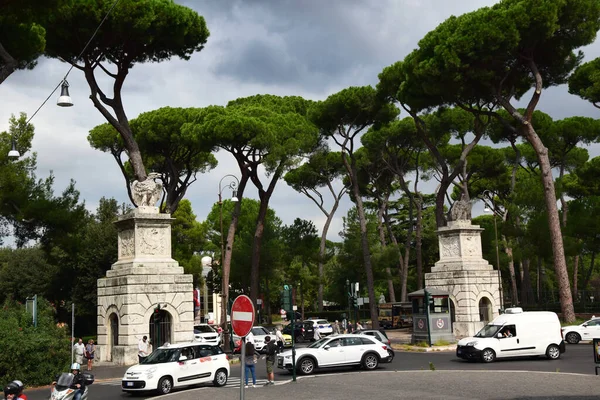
[141,348,180,364]
[316,320,329,325]
[308,337,330,348]
[474,324,502,338]
[252,327,270,335]
[194,325,214,333]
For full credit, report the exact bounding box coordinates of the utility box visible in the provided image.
[408,288,455,345]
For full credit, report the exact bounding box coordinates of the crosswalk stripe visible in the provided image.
[97,377,274,388]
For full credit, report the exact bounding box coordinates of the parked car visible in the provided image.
[277,334,392,374]
[355,329,394,362]
[305,319,333,336]
[247,326,274,352]
[456,307,565,362]
[193,324,221,345]
[121,342,229,395]
[562,317,600,344]
[283,321,315,342]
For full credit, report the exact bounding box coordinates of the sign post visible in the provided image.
[231,295,255,400]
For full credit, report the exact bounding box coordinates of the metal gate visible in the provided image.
[150,310,172,348]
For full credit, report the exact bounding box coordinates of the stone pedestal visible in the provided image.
[97,207,194,365]
[425,220,502,338]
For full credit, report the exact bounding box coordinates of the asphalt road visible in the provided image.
[24,343,599,400]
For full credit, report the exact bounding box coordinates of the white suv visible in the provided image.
[193,324,221,345]
[121,342,229,395]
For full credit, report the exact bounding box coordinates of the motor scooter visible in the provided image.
[49,372,94,400]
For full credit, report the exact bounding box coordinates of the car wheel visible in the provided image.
[362,353,379,370]
[565,332,581,344]
[546,344,561,360]
[387,349,395,362]
[298,357,315,375]
[213,368,228,387]
[481,348,496,363]
[157,376,173,395]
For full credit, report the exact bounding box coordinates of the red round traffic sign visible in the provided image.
[231,295,255,337]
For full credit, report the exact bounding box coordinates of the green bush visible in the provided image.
[0,298,71,387]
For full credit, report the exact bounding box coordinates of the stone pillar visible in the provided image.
[97,207,194,365]
[425,220,502,338]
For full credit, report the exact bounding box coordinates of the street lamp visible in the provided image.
[483,190,504,311]
[218,174,239,352]
[7,138,20,159]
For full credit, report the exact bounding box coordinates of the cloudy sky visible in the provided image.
[2,0,600,243]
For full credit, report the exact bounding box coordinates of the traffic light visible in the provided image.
[352,296,358,308]
[153,304,161,321]
[282,284,292,313]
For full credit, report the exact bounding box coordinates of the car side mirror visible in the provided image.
[179,355,188,361]
[323,345,330,350]
[497,333,504,338]
[583,324,588,327]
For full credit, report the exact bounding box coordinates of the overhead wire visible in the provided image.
[24,0,122,126]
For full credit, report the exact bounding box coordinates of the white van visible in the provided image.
[456,307,565,363]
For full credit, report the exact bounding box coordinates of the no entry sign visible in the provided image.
[231,295,255,337]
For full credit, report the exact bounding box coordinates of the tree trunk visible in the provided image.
[377,197,395,303]
[0,42,18,85]
[573,254,579,297]
[250,199,268,304]
[504,246,518,306]
[221,174,249,353]
[344,156,379,329]
[301,286,305,320]
[416,193,424,289]
[583,252,596,290]
[498,60,574,322]
[400,198,414,302]
[318,204,338,312]
[524,124,575,321]
[249,166,284,305]
[520,259,535,305]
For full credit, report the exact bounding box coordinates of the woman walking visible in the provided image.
[85,339,96,371]
[244,339,258,388]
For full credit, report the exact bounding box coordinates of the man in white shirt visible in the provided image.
[73,338,85,365]
[275,327,285,352]
[138,336,149,363]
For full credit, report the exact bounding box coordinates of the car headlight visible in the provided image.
[466,341,478,347]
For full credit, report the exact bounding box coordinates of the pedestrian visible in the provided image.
[333,320,340,334]
[138,336,149,363]
[313,326,321,341]
[244,339,258,388]
[356,321,364,330]
[73,338,85,365]
[275,327,284,352]
[85,339,96,371]
[264,336,277,386]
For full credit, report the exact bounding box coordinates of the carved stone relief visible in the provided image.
[139,227,166,256]
[119,229,135,258]
[463,235,478,256]
[440,236,460,258]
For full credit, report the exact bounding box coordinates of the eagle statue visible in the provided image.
[131,172,163,208]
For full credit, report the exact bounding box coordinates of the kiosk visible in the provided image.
[408,288,455,345]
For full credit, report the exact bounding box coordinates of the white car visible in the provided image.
[562,317,600,344]
[193,324,221,345]
[121,342,229,395]
[276,334,392,374]
[248,326,274,352]
[305,319,333,336]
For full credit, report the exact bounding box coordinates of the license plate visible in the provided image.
[126,382,134,387]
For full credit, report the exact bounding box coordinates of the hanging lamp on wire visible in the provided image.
[57,80,73,107]
[8,138,20,159]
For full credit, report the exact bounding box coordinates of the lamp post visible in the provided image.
[483,190,504,311]
[218,174,239,352]
[346,279,352,332]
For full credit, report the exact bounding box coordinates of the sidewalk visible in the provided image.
[87,361,131,381]
[385,328,457,352]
